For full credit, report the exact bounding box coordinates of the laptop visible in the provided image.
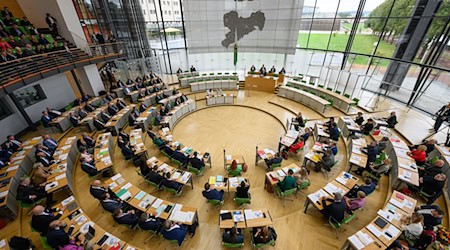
[85,225,96,240]
[66,202,78,213]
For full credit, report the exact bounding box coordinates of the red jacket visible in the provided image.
[410,149,426,163]
[289,141,304,153]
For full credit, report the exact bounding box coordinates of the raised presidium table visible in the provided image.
[245,74,278,93]
[342,190,417,250]
[50,196,141,250]
[372,130,420,189]
[278,86,331,114]
[247,72,285,83]
[94,132,114,175]
[105,174,199,225]
[129,129,148,157]
[158,128,212,167]
[0,135,79,219]
[190,79,238,93]
[208,176,249,193]
[219,209,273,229]
[178,72,238,87]
[206,94,234,106]
[304,171,359,213]
[105,104,135,136]
[265,163,302,192]
[160,99,197,130]
[49,97,102,132]
[285,79,356,114]
[146,156,194,189]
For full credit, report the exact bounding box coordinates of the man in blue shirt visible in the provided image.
[202,183,224,201]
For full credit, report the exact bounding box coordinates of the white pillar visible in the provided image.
[17,0,88,48]
[75,65,105,97]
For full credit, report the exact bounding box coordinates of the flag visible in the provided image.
[233,44,238,66]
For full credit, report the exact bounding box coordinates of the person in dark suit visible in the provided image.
[42,134,58,152]
[360,119,374,135]
[362,141,379,165]
[354,112,364,126]
[17,177,52,205]
[431,103,450,133]
[117,136,127,149]
[45,13,59,37]
[138,212,161,232]
[269,66,276,73]
[121,143,135,160]
[116,99,126,110]
[346,178,376,198]
[100,111,111,123]
[113,208,139,226]
[80,157,98,177]
[100,193,122,213]
[321,192,346,222]
[171,146,188,168]
[118,129,130,142]
[107,103,118,116]
[420,173,446,196]
[326,122,339,141]
[35,144,54,159]
[264,153,282,169]
[82,133,95,148]
[202,183,224,201]
[41,111,53,127]
[161,142,174,157]
[69,112,80,127]
[0,145,13,162]
[5,135,22,152]
[36,152,54,168]
[161,220,187,246]
[189,152,205,170]
[9,24,23,36]
[1,7,14,18]
[415,205,444,230]
[21,16,32,26]
[89,180,108,200]
[46,107,61,118]
[0,26,9,38]
[47,220,75,249]
[383,111,397,128]
[93,117,105,131]
[190,65,196,72]
[139,103,148,113]
[236,181,249,198]
[146,165,164,185]
[31,205,63,236]
[128,113,137,127]
[223,226,244,244]
[160,172,182,192]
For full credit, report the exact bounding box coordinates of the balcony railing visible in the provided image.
[0,42,127,92]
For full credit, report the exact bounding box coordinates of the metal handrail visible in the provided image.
[0,42,126,90]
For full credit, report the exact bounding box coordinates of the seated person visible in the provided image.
[100,193,122,213]
[42,134,58,152]
[35,143,54,159]
[0,146,12,163]
[138,212,161,231]
[410,139,437,155]
[17,177,53,206]
[301,127,312,142]
[80,147,94,164]
[400,213,424,242]
[160,172,182,192]
[236,181,250,198]
[138,155,150,177]
[89,180,109,200]
[161,220,187,246]
[171,146,189,167]
[343,191,366,213]
[289,138,305,154]
[36,152,54,168]
[360,119,374,135]
[326,122,339,141]
[146,165,164,185]
[321,192,346,222]
[117,136,127,149]
[121,143,135,160]
[324,117,335,128]
[93,117,105,131]
[202,182,224,201]
[277,169,296,192]
[5,135,22,152]
[383,111,398,128]
[222,226,244,244]
[362,141,379,165]
[419,159,444,177]
[80,157,98,177]
[77,138,94,154]
[113,208,139,226]
[293,168,309,186]
[377,137,390,152]
[31,205,64,236]
[139,103,148,113]
[327,142,338,155]
[228,160,242,174]
[415,205,444,230]
[346,178,376,198]
[47,220,75,249]
[264,153,282,169]
[107,103,118,116]
[420,173,446,195]
[32,163,51,185]
[161,142,174,157]
[41,111,53,127]
[407,145,427,165]
[189,151,205,170]
[368,158,392,176]
[253,226,275,245]
[314,149,335,172]
[354,112,364,126]
[69,112,81,127]
[293,112,305,130]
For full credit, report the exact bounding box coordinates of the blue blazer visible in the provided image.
[41,115,52,127]
[202,189,223,201]
[161,225,187,246]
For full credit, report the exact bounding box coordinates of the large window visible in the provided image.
[13,85,46,108]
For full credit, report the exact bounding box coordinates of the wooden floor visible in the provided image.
[2,89,448,250]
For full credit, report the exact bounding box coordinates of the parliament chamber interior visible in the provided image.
[1,0,450,249]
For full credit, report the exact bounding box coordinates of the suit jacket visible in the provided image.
[47,228,72,248]
[323,200,346,222]
[161,145,174,157]
[161,225,187,246]
[223,231,244,244]
[83,136,95,148]
[161,178,181,191]
[107,106,117,116]
[119,132,130,142]
[172,151,187,163]
[101,199,121,212]
[6,139,21,152]
[41,115,52,127]
[189,157,205,170]
[114,213,138,226]
[128,115,136,126]
[10,28,22,36]
[94,119,105,131]
[138,217,161,231]
[81,162,98,176]
[146,171,164,184]
[69,116,79,127]
[38,157,53,168]
[43,139,58,151]
[17,184,41,204]
[266,157,282,166]
[121,146,134,159]
[36,148,53,159]
[0,149,12,161]
[90,186,107,200]
[32,213,62,235]
[100,112,111,123]
[202,189,223,201]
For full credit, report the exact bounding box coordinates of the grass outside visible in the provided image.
[298,33,396,66]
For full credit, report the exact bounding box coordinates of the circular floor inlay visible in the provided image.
[171,106,285,162]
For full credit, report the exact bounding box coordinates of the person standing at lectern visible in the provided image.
[430,103,450,133]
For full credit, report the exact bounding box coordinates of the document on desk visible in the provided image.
[148,156,156,162]
[336,177,347,186]
[356,231,374,246]
[0,191,8,198]
[348,235,364,249]
[55,174,66,180]
[324,183,344,195]
[244,210,255,220]
[367,224,382,237]
[384,225,400,239]
[135,191,146,200]
[59,154,68,161]
[122,182,132,190]
[389,198,403,209]
[277,170,285,177]
[181,172,190,182]
[111,173,122,181]
[152,198,163,208]
[143,194,156,205]
[403,199,414,210]
[62,196,75,206]
[6,165,19,172]
[308,189,328,203]
[171,172,181,180]
[45,181,58,191]
[77,216,90,227]
[170,210,188,223]
[377,210,394,222]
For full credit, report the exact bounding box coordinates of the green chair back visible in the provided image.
[188,166,204,176]
[335,90,341,94]
[228,167,242,177]
[374,152,388,165]
[222,242,244,248]
[161,150,170,158]
[269,162,281,170]
[145,179,160,189]
[40,236,52,249]
[254,239,276,248]
[353,98,360,105]
[299,180,311,189]
[234,193,251,206]
[326,87,333,91]
[318,85,324,88]
[429,156,440,165]
[45,34,55,44]
[171,158,182,167]
[344,93,351,98]
[163,186,181,196]
[207,199,222,206]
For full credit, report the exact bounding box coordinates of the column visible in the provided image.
[74,65,105,97]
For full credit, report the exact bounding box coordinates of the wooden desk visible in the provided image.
[335,171,359,189]
[365,217,401,246]
[219,210,246,229]
[255,147,276,165]
[387,190,416,214]
[304,189,332,212]
[225,155,245,169]
[245,209,273,228]
[345,228,387,250]
[245,75,277,93]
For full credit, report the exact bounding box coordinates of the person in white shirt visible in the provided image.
[401,213,424,242]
